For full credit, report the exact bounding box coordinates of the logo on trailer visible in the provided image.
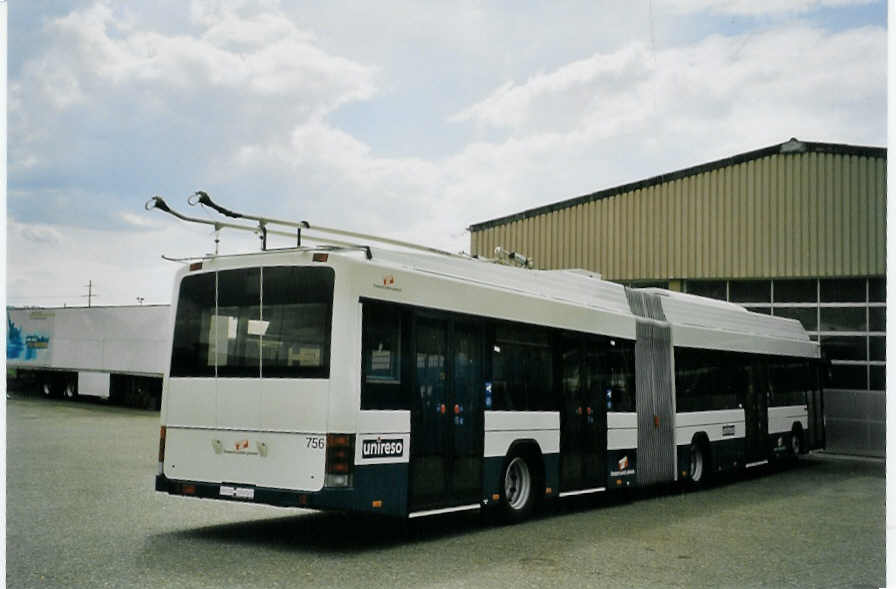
[362,437,404,459]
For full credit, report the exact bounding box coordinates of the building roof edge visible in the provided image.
[468,138,886,232]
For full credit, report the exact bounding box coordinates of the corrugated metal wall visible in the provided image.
[470,151,886,280]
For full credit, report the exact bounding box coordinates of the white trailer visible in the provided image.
[6,305,171,408]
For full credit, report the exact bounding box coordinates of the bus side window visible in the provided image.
[591,339,635,412]
[674,348,697,412]
[491,322,554,411]
[612,342,636,412]
[768,357,809,407]
[361,303,407,410]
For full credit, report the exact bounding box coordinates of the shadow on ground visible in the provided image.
[148,453,876,556]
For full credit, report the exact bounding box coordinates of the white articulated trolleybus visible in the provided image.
[151,193,825,521]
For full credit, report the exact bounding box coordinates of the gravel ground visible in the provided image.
[6,394,885,588]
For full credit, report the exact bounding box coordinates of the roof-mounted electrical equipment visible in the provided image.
[146,190,464,262]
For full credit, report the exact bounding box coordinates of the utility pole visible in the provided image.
[84,280,97,308]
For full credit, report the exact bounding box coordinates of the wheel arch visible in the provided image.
[691,431,712,464]
[691,431,711,448]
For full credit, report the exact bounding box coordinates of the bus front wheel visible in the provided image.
[500,454,535,523]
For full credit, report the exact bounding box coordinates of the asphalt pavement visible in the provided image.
[5,394,885,588]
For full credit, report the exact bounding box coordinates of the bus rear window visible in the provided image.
[170,266,335,378]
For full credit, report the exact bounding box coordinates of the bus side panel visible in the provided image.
[481,454,559,505]
[607,412,637,487]
[767,405,808,456]
[674,438,744,478]
[482,411,560,504]
[675,410,746,476]
[767,405,808,434]
[353,411,411,516]
[306,464,409,516]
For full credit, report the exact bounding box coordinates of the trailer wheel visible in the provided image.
[42,375,61,398]
[63,380,78,401]
[500,454,535,524]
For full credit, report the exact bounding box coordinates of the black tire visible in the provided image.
[41,375,61,398]
[63,380,78,401]
[689,439,710,486]
[500,453,536,524]
[791,424,804,458]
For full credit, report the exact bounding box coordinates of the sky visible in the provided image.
[6,0,888,307]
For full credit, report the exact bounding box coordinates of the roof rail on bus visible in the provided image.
[187,190,463,259]
[145,196,373,259]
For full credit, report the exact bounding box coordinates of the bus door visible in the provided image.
[806,360,825,450]
[744,359,769,463]
[450,322,483,503]
[559,335,606,492]
[409,315,483,510]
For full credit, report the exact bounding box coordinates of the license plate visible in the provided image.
[220,485,255,500]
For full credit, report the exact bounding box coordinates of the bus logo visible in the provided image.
[234,439,249,451]
[611,455,635,477]
[362,437,404,459]
[374,275,402,292]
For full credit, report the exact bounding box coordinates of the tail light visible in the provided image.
[158,426,167,475]
[324,433,355,488]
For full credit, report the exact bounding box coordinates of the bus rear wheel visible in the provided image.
[500,455,535,523]
[689,439,710,485]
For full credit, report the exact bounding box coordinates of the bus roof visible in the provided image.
[189,244,816,356]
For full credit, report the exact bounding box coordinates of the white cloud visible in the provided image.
[7,218,261,307]
[42,3,375,105]
[217,22,885,253]
[451,44,653,130]
[666,0,876,15]
[7,3,886,307]
[14,223,63,246]
[452,25,885,143]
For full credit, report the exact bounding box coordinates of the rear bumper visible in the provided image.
[156,461,409,516]
[155,474,318,508]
